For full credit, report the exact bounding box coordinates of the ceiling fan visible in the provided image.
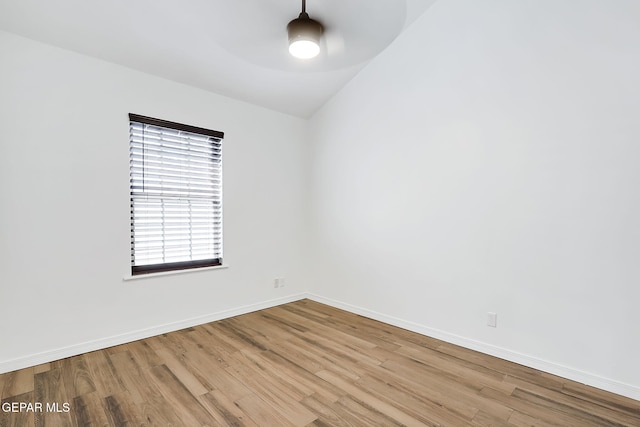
[287,0,325,59]
[207,0,406,71]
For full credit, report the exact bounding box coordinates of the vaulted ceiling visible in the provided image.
[0,0,437,117]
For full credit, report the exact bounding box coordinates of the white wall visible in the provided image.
[0,30,309,370]
[308,0,640,399]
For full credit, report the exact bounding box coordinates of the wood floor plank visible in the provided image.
[0,391,35,427]
[381,357,515,421]
[256,311,309,335]
[168,335,253,402]
[437,343,567,393]
[480,385,610,427]
[259,350,343,403]
[153,348,209,397]
[262,337,326,374]
[105,351,147,405]
[136,393,184,427]
[333,395,405,427]
[472,409,513,427]
[280,329,375,379]
[291,339,367,381]
[234,394,299,427]
[281,300,331,319]
[1,299,637,427]
[34,368,74,427]
[107,351,184,426]
[301,328,385,367]
[147,364,215,426]
[316,369,431,427]
[504,373,640,426]
[185,327,235,369]
[235,349,314,399]
[82,351,125,398]
[1,368,34,400]
[271,306,379,353]
[214,320,268,352]
[396,344,516,395]
[278,305,378,352]
[359,354,482,421]
[511,387,630,427]
[33,363,51,375]
[102,392,146,427]
[300,394,361,427]
[507,410,559,427]
[60,356,96,398]
[226,314,293,345]
[125,340,162,369]
[72,391,111,427]
[561,380,640,416]
[0,372,6,400]
[224,352,318,426]
[103,344,130,356]
[198,389,261,427]
[356,372,476,426]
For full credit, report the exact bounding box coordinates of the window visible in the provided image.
[129,113,224,275]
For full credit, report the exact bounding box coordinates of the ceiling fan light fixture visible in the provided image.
[287,8,323,59]
[289,38,320,59]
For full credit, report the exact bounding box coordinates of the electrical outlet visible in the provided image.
[273,278,286,288]
[487,312,497,328]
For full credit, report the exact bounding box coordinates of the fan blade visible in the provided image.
[323,27,346,57]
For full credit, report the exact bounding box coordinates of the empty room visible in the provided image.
[1,0,639,426]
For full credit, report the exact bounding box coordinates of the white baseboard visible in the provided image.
[0,293,307,375]
[307,293,640,402]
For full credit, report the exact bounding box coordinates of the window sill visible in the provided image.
[123,264,229,281]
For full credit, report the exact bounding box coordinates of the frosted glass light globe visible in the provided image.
[289,40,320,59]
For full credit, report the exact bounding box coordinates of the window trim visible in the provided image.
[128,113,224,139]
[129,113,224,276]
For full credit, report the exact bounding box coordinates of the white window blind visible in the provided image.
[129,114,224,275]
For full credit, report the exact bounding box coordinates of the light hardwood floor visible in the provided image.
[1,299,639,426]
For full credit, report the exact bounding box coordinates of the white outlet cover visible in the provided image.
[488,312,497,327]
